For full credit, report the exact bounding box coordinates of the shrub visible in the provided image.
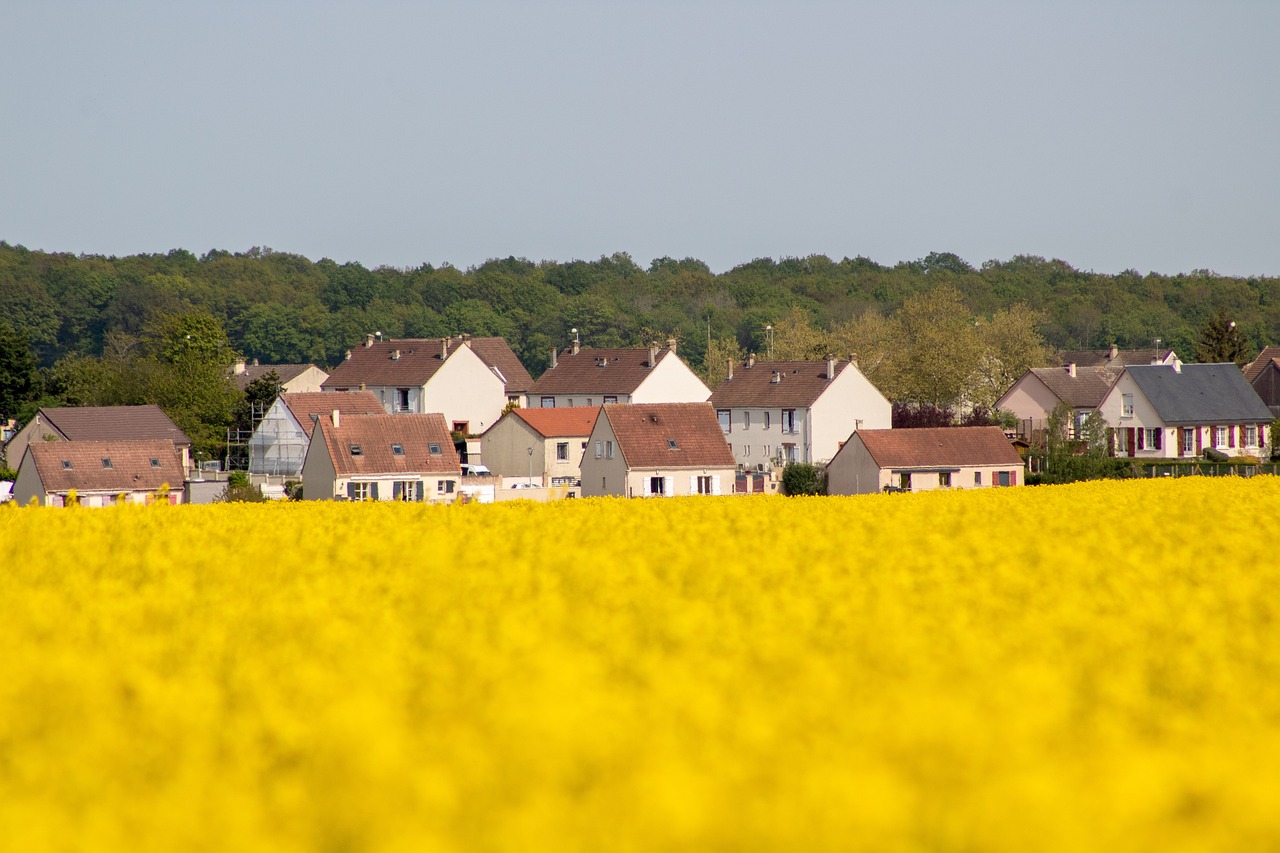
[781,463,826,496]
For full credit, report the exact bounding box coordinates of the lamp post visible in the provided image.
[765,325,773,359]
[527,446,534,487]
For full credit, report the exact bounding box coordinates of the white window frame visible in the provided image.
[1182,428,1195,454]
[556,441,569,461]
[1215,426,1227,448]
[541,396,555,408]
[1121,394,1134,418]
[1246,424,1258,446]
[717,409,731,434]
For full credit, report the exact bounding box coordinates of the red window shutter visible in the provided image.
[1196,427,1202,454]
[1127,428,1136,457]
[1229,426,1236,448]
[1010,469,1017,486]
[1153,429,1162,450]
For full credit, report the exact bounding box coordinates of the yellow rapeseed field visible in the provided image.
[2,478,1279,852]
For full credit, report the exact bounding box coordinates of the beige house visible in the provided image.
[827,427,1024,495]
[581,402,736,498]
[1097,363,1271,458]
[322,335,533,436]
[248,391,384,476]
[233,360,329,394]
[709,356,891,470]
[13,439,186,507]
[302,411,462,502]
[480,406,599,487]
[528,341,710,409]
[4,405,192,475]
[996,363,1120,440]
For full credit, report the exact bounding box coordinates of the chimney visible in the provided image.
[726,359,734,381]
[364,334,374,348]
[344,350,352,361]
[233,358,246,375]
[649,342,659,368]
[391,349,401,361]
[1174,360,1182,373]
[571,339,581,355]
[747,353,756,369]
[331,409,340,429]
[550,347,558,369]
[251,358,259,367]
[1067,363,1076,378]
[441,338,449,359]
[770,371,782,384]
[667,338,677,354]
[1151,356,1162,365]
[826,356,836,381]
[1108,344,1119,360]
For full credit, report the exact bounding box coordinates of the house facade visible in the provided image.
[479,406,599,487]
[826,427,1024,495]
[4,405,193,475]
[528,341,710,409]
[233,360,329,394]
[13,439,186,507]
[580,402,736,498]
[321,335,532,436]
[301,411,462,502]
[709,356,891,470]
[248,391,384,476]
[1097,363,1271,458]
[996,364,1120,440]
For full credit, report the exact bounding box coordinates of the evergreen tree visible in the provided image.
[1195,313,1249,365]
[0,321,38,419]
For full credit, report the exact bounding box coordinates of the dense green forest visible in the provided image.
[2,240,1278,455]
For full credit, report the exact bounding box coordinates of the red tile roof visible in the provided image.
[530,347,678,395]
[1244,346,1280,382]
[322,337,530,393]
[38,405,191,448]
[313,413,461,477]
[604,402,735,469]
[855,427,1022,469]
[26,440,185,493]
[710,360,849,408]
[280,391,385,438]
[512,406,601,437]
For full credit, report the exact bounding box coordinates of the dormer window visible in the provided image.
[391,444,404,456]
[349,444,363,456]
[428,443,441,455]
[101,458,113,469]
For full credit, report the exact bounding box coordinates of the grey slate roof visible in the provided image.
[1127,364,1272,425]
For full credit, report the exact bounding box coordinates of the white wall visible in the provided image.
[808,364,892,465]
[631,352,712,404]
[422,345,508,434]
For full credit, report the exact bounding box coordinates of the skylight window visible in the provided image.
[428,443,441,455]
[61,460,73,469]
[667,439,678,449]
[150,458,161,468]
[349,444,363,456]
[391,444,404,456]
[101,458,113,469]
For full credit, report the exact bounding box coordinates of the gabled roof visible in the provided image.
[603,402,735,470]
[26,439,184,493]
[313,413,461,477]
[234,363,323,391]
[1024,365,1119,408]
[321,337,528,393]
[279,391,384,439]
[1057,347,1175,368]
[855,427,1022,469]
[37,405,191,448]
[1243,346,1280,382]
[710,360,849,408]
[530,347,679,396]
[511,406,601,438]
[1125,363,1272,425]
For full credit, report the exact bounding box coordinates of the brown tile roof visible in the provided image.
[39,405,191,448]
[1057,347,1174,368]
[280,391,385,439]
[234,363,321,391]
[321,337,530,393]
[604,402,735,469]
[1244,346,1280,382]
[512,406,601,438]
[1026,365,1119,408]
[710,360,848,408]
[530,347,678,396]
[314,413,461,477]
[27,439,184,493]
[856,427,1023,469]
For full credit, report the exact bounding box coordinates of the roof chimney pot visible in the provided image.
[649,343,659,368]
[726,359,734,381]
[571,338,580,355]
[747,353,756,369]
[826,356,837,381]
[550,347,558,369]
[1067,362,1076,378]
[364,334,374,348]
[331,409,340,429]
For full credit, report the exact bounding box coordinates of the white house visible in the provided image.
[248,390,384,476]
[301,411,463,502]
[528,340,710,409]
[708,355,891,470]
[826,427,1025,495]
[1097,363,1271,458]
[580,402,736,498]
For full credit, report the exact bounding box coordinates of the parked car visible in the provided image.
[461,463,492,476]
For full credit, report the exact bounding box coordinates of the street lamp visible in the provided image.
[765,325,773,359]
[527,446,534,487]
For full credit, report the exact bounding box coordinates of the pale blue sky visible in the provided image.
[3,1,1277,275]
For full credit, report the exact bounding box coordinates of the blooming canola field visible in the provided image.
[3,478,1280,852]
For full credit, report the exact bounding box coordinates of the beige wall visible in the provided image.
[281,366,329,394]
[622,468,734,498]
[808,364,892,465]
[997,373,1062,424]
[580,416,629,496]
[827,438,1022,495]
[480,417,545,478]
[301,431,338,500]
[421,345,508,435]
[632,352,712,404]
[3,417,60,470]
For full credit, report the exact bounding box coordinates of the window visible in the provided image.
[782,409,797,434]
[1215,427,1227,448]
[541,397,555,408]
[1121,394,1134,418]
[556,442,569,461]
[783,443,797,463]
[101,457,113,468]
[763,412,771,429]
[1183,429,1195,454]
[428,443,441,455]
[939,472,952,488]
[717,409,731,434]
[606,441,615,459]
[350,482,371,501]
[396,388,410,412]
[585,399,592,406]
[899,472,911,490]
[437,479,455,494]
[996,470,1016,487]
[667,439,678,450]
[567,399,574,407]
[391,443,404,456]
[1144,428,1162,450]
[396,480,420,502]
[452,422,469,435]
[349,444,363,456]
[1246,425,1258,446]
[974,471,982,486]
[150,458,161,468]
[696,475,715,494]
[743,411,751,429]
[581,441,588,450]
[61,460,73,470]
[594,440,603,459]
[649,476,666,496]
[603,396,617,404]
[1071,411,1087,440]
[1116,429,1129,454]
